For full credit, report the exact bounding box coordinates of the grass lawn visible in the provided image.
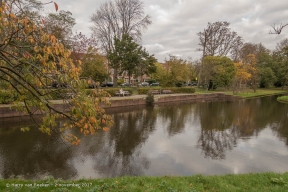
[277,95,288,103]
[194,87,288,98]
[1,172,288,192]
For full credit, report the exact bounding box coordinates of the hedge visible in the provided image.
[97,88,133,97]
[138,87,195,94]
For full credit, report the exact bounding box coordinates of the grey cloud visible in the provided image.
[41,0,288,62]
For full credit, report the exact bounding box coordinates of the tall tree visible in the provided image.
[197,21,242,87]
[243,54,259,92]
[272,46,288,88]
[70,32,98,61]
[134,48,157,82]
[202,56,236,90]
[0,1,113,144]
[90,0,151,86]
[275,38,288,52]
[270,23,288,34]
[232,62,251,93]
[152,56,190,87]
[81,47,108,83]
[42,10,76,49]
[107,34,155,85]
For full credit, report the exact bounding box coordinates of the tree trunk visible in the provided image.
[128,70,131,87]
[113,67,118,87]
[197,46,206,88]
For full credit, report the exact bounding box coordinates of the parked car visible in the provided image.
[140,82,149,87]
[191,81,198,86]
[101,82,114,87]
[150,82,160,86]
[121,82,132,87]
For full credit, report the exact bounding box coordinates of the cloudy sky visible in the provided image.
[42,0,288,62]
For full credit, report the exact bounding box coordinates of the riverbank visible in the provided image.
[1,172,288,191]
[277,95,288,103]
[195,88,288,98]
[0,88,286,118]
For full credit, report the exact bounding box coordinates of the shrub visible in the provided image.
[138,87,195,94]
[163,87,195,93]
[146,91,154,105]
[99,88,133,96]
[138,88,153,94]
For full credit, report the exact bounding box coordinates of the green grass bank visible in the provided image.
[277,95,288,103]
[195,88,287,98]
[1,172,288,192]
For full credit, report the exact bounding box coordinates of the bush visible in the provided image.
[146,91,154,105]
[99,88,133,96]
[138,88,153,94]
[164,87,195,93]
[138,87,195,94]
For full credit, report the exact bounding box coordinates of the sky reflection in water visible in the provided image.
[0,96,288,179]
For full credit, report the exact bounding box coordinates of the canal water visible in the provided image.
[0,96,287,179]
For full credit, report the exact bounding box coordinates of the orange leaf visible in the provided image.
[54,2,58,12]
[103,127,109,132]
[101,119,106,124]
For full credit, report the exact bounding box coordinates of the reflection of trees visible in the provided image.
[197,128,238,160]
[0,117,77,179]
[91,106,157,177]
[1,96,288,178]
[0,106,158,179]
[196,101,238,160]
[270,101,288,147]
[196,96,285,160]
[157,102,193,136]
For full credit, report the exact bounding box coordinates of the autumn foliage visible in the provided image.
[0,2,113,144]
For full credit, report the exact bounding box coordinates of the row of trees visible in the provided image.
[124,20,287,91]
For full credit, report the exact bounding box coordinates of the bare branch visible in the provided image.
[269,23,288,34]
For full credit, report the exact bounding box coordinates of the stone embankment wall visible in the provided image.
[0,93,241,118]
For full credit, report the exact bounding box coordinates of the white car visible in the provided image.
[140,82,149,86]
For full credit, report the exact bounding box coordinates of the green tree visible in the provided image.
[81,47,108,84]
[257,52,276,88]
[107,34,155,85]
[0,1,113,144]
[202,56,236,90]
[91,0,151,87]
[197,21,243,87]
[272,46,288,88]
[134,48,157,82]
[151,56,190,87]
[166,56,190,87]
[150,62,167,83]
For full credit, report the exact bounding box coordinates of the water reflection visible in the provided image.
[0,96,288,179]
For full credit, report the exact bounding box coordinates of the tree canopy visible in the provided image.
[0,1,113,144]
[202,56,236,90]
[107,34,156,84]
[91,0,152,86]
